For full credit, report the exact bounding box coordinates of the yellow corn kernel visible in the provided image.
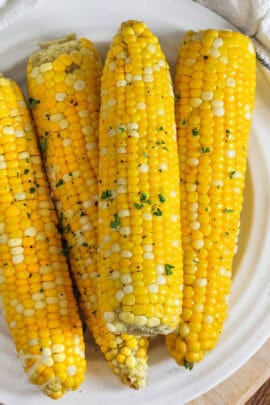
[0,75,86,398]
[98,20,183,336]
[27,33,149,390]
[166,29,256,367]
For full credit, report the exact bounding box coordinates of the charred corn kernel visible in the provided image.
[0,76,86,398]
[27,34,148,389]
[98,20,183,336]
[166,30,256,367]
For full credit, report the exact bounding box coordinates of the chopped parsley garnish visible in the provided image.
[229,171,236,179]
[24,169,29,175]
[193,259,199,264]
[140,192,147,201]
[165,263,175,275]
[56,179,64,187]
[158,194,166,203]
[60,243,72,257]
[119,125,126,132]
[39,138,47,151]
[29,187,35,193]
[158,126,164,131]
[156,140,166,145]
[143,151,149,158]
[224,231,230,236]
[201,147,211,154]
[110,213,121,229]
[63,224,71,233]
[82,242,89,247]
[192,128,199,136]
[101,190,113,200]
[153,208,162,216]
[28,97,40,110]
[184,360,194,370]
[134,202,143,210]
[226,129,230,134]
[223,208,234,213]
[181,118,187,126]
[80,212,87,217]
[58,212,64,234]
[16,172,19,178]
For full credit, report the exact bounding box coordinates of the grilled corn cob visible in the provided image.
[27,34,149,388]
[166,30,256,366]
[0,75,86,398]
[98,20,183,336]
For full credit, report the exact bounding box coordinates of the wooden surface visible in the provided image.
[246,377,270,405]
[188,338,270,405]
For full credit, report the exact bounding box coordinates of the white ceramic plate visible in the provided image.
[0,1,270,404]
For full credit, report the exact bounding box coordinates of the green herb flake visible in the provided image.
[158,194,166,203]
[158,126,164,131]
[80,212,86,217]
[60,244,72,257]
[229,171,236,179]
[29,273,33,278]
[82,242,89,247]
[24,169,29,175]
[181,118,187,126]
[156,140,166,145]
[184,360,194,370]
[28,97,40,110]
[64,224,71,233]
[174,93,180,102]
[119,125,126,133]
[165,263,175,275]
[101,190,113,200]
[29,187,36,193]
[110,213,121,229]
[39,138,47,151]
[143,151,149,158]
[153,208,162,216]
[226,129,230,134]
[201,147,211,154]
[192,127,199,136]
[16,172,19,178]
[193,259,199,264]
[134,202,143,210]
[92,310,97,315]
[224,231,230,236]
[223,208,235,213]
[56,179,64,187]
[27,212,31,218]
[140,192,147,202]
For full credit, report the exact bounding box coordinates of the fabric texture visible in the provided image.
[195,0,270,76]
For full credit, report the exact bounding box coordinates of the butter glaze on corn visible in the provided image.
[98,21,183,336]
[0,76,86,399]
[166,30,256,366]
[27,35,149,389]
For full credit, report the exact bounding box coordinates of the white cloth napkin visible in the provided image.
[195,0,270,78]
[0,0,41,32]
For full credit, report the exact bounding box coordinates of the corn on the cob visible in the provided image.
[98,20,183,336]
[27,34,149,388]
[0,75,86,398]
[166,30,256,366]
